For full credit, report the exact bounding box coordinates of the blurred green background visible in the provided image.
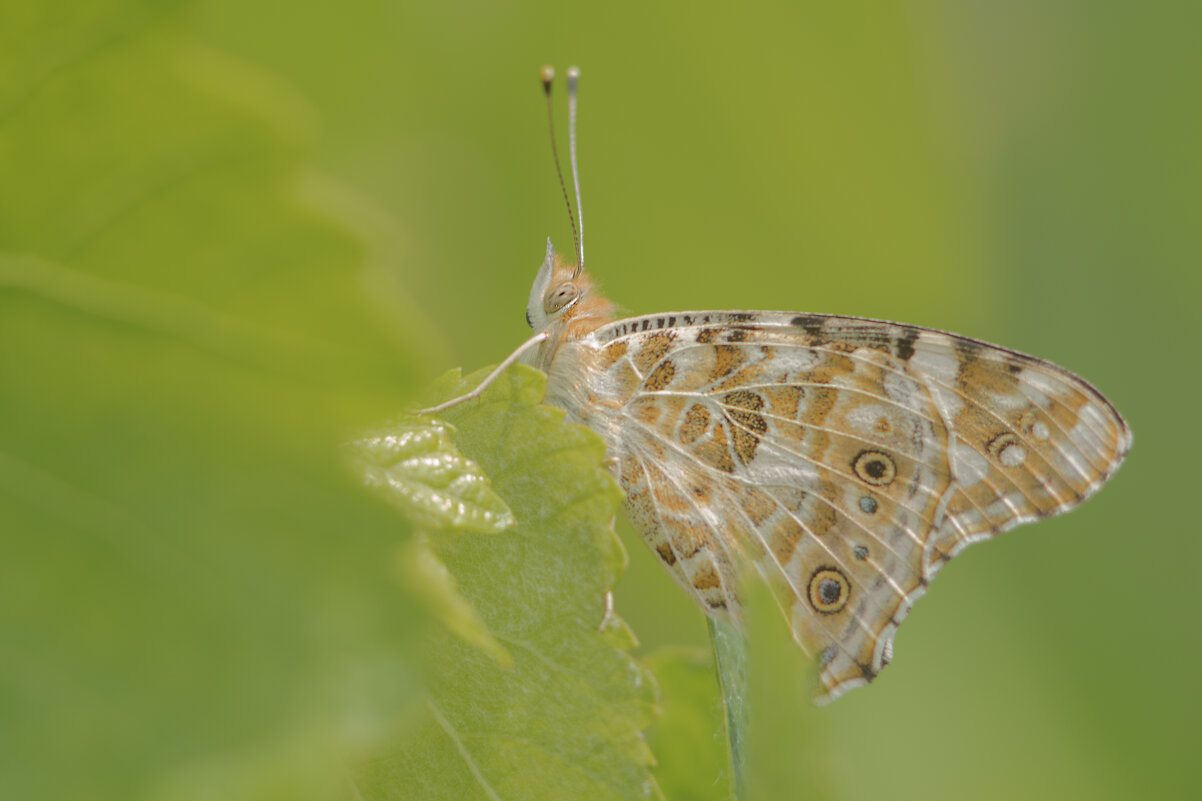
[5,1,1198,798]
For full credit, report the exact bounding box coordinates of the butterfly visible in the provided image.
[424,67,1132,702]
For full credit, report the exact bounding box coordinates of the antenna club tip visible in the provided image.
[567,65,580,79]
[540,65,555,88]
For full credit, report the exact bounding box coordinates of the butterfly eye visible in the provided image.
[543,282,580,315]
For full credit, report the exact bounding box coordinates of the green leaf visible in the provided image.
[354,365,662,801]
[347,415,516,666]
[0,6,428,801]
[396,532,514,669]
[348,417,515,535]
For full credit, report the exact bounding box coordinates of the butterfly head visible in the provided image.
[525,237,615,335]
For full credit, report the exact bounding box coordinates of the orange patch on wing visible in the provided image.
[646,463,692,514]
[632,331,677,373]
[806,497,839,537]
[730,426,761,466]
[631,397,663,425]
[739,486,777,525]
[805,352,855,388]
[714,365,763,392]
[951,403,1007,452]
[692,563,722,591]
[599,340,628,369]
[655,542,678,566]
[800,386,839,428]
[679,403,711,445]
[724,389,768,466]
[665,519,711,560]
[764,385,803,419]
[695,421,737,473]
[685,475,714,506]
[708,345,747,383]
[770,517,804,563]
[652,484,693,515]
[644,359,677,391]
[955,352,1016,394]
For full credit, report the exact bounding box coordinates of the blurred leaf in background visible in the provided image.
[2,3,664,800]
[744,579,832,801]
[0,3,428,799]
[642,646,728,801]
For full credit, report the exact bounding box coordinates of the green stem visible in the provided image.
[708,617,749,801]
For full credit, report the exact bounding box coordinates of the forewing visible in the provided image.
[591,311,1130,701]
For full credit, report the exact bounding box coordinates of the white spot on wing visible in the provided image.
[1021,369,1065,397]
[908,334,963,422]
[908,334,959,383]
[999,443,1026,467]
[882,369,922,408]
[1070,402,1110,458]
[1081,402,1110,433]
[951,441,990,487]
[845,404,892,434]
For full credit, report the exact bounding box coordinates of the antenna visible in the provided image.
[567,66,584,276]
[540,65,582,276]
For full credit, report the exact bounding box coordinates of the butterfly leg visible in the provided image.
[414,331,549,415]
